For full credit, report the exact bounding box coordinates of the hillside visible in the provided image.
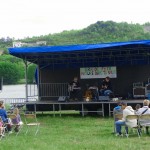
[1,21,150,53]
[20,21,150,46]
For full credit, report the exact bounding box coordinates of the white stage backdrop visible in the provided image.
[80,67,117,79]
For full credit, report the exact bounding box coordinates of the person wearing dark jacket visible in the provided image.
[100,76,113,96]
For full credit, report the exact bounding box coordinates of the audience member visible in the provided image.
[11,107,23,132]
[0,101,12,133]
[113,101,123,121]
[134,104,141,114]
[115,102,137,136]
[136,100,150,134]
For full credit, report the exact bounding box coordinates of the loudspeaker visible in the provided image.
[58,96,67,102]
[133,87,146,98]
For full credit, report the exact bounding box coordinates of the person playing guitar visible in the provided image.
[100,76,113,96]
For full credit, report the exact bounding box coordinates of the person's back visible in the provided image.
[113,102,123,121]
[136,100,150,125]
[11,108,21,124]
[113,104,122,115]
[123,106,137,128]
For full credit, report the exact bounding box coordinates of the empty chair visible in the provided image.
[24,114,40,136]
[125,115,141,138]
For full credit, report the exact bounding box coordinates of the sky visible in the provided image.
[0,0,150,39]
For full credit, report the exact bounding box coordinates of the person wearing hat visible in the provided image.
[115,102,137,136]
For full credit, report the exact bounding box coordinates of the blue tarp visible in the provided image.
[8,40,150,68]
[9,40,150,54]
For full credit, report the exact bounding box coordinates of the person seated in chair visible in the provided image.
[69,77,81,101]
[0,102,12,133]
[11,107,23,132]
[115,102,137,136]
[113,101,123,121]
[135,100,150,134]
[100,76,113,96]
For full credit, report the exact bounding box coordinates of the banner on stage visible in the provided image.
[80,66,117,79]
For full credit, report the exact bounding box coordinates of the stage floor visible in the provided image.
[10,99,145,117]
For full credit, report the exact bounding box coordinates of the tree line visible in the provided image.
[0,21,150,84]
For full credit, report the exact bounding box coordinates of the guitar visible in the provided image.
[102,84,108,89]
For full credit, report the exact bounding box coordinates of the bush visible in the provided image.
[0,62,22,84]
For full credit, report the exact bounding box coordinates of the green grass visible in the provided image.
[0,114,150,150]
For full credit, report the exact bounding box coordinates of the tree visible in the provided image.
[0,62,22,84]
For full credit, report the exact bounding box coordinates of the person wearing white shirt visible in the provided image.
[115,102,137,136]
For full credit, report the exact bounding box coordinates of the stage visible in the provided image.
[8,98,145,117]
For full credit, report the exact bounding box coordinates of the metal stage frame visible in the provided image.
[10,99,144,117]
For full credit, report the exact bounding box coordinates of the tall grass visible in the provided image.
[0,114,150,150]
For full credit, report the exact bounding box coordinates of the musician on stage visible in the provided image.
[69,77,81,101]
[100,76,113,96]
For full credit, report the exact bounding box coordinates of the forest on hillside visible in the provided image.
[0,21,150,84]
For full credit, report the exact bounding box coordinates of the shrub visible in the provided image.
[0,62,22,84]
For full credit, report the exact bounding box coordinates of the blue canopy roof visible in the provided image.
[9,40,150,53]
[8,40,150,69]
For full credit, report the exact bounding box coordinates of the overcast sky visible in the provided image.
[0,0,149,39]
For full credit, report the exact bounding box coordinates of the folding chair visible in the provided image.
[113,113,123,133]
[24,114,40,136]
[7,114,23,136]
[0,117,6,140]
[139,114,150,135]
[125,115,141,138]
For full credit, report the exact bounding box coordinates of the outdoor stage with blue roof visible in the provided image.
[8,40,150,115]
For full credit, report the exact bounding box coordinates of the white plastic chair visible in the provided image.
[139,114,150,134]
[125,115,141,138]
[24,114,40,136]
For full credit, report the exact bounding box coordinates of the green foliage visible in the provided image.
[0,55,25,80]
[0,54,23,63]
[21,21,150,45]
[0,61,22,84]
[27,64,37,83]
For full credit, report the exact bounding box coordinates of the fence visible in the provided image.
[39,83,69,97]
[1,98,37,104]
[28,84,38,97]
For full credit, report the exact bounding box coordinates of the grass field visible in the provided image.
[0,113,150,150]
